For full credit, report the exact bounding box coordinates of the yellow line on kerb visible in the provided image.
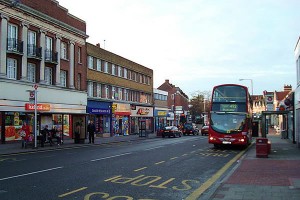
[58,187,88,198]
[185,145,250,200]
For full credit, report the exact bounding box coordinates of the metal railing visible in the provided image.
[27,44,42,59]
[45,49,58,63]
[7,38,23,53]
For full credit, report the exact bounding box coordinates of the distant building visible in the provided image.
[153,88,168,133]
[157,79,189,126]
[86,42,153,136]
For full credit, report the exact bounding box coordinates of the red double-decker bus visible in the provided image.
[208,84,253,148]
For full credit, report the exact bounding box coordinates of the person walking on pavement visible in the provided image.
[88,120,96,144]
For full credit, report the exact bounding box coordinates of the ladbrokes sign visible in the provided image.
[25,103,51,111]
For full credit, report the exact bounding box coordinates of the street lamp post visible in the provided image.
[239,78,253,96]
[173,91,179,126]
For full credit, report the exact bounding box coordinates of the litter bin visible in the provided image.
[256,138,268,158]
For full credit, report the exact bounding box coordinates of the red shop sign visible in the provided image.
[25,103,51,111]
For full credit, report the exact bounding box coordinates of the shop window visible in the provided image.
[4,112,33,142]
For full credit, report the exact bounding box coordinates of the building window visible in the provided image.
[88,56,93,69]
[118,66,122,77]
[124,89,128,101]
[77,73,81,90]
[7,24,18,51]
[112,64,116,75]
[118,88,123,100]
[104,61,108,73]
[27,63,36,82]
[112,86,116,99]
[97,59,101,71]
[27,30,37,56]
[45,36,53,61]
[78,47,82,63]
[88,81,93,97]
[60,70,67,87]
[7,58,17,79]
[97,83,101,98]
[140,74,143,83]
[105,85,109,99]
[124,68,127,79]
[128,70,131,80]
[61,42,67,59]
[45,67,53,85]
[132,72,136,82]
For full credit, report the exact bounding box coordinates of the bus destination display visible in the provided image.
[220,104,238,112]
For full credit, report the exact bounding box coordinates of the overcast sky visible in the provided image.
[58,0,300,97]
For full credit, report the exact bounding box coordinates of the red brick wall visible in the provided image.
[20,0,86,32]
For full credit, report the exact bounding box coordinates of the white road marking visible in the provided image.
[90,152,132,162]
[145,146,164,151]
[0,166,63,181]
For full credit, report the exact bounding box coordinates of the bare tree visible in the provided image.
[189,90,211,123]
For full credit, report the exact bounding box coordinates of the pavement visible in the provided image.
[1,130,300,200]
[209,131,300,200]
[0,133,158,156]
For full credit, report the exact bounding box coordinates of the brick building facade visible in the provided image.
[86,42,154,136]
[0,0,88,143]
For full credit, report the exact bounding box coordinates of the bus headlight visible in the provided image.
[240,138,245,142]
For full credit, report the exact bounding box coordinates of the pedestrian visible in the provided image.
[20,121,30,148]
[87,120,96,144]
[51,126,61,145]
[43,125,53,146]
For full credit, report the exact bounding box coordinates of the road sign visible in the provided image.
[29,91,35,98]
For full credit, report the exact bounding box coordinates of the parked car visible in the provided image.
[182,123,199,135]
[201,125,209,136]
[162,126,182,138]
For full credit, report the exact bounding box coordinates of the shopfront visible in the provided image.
[112,103,131,136]
[0,98,87,144]
[87,100,112,137]
[154,109,168,132]
[131,105,154,134]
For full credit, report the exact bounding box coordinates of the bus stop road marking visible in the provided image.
[155,161,165,165]
[134,167,148,172]
[185,148,247,200]
[58,187,88,198]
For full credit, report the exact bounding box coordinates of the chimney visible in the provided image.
[165,79,169,83]
[284,84,292,92]
[96,43,100,48]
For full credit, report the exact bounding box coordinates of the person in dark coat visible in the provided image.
[87,120,96,144]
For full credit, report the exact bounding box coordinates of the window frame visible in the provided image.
[7,58,17,79]
[27,62,36,83]
[61,41,67,60]
[44,66,53,85]
[88,56,94,69]
[60,70,67,87]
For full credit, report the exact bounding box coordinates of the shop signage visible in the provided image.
[131,106,153,117]
[89,108,110,114]
[157,111,167,116]
[114,103,131,116]
[25,103,50,111]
